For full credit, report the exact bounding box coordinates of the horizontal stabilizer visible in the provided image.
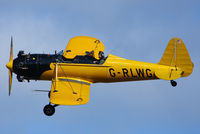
[155,66,183,80]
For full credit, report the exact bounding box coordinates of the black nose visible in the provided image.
[13,57,20,74]
[13,57,27,75]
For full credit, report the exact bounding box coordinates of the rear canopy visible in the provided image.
[63,36,105,60]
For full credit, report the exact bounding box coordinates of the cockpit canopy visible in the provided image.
[63,36,105,60]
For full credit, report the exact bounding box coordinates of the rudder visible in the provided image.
[158,38,194,77]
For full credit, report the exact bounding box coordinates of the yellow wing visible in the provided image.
[63,36,105,60]
[50,77,91,105]
[49,64,92,105]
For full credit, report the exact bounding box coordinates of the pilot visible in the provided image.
[92,51,105,64]
[98,51,104,59]
[98,51,105,64]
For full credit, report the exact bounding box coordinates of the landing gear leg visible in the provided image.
[43,103,58,116]
[48,91,51,98]
[170,80,177,87]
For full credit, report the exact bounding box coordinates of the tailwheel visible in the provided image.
[43,104,55,116]
[170,80,177,87]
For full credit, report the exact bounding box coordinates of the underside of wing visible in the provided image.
[63,36,105,60]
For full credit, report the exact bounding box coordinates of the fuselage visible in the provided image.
[13,51,161,83]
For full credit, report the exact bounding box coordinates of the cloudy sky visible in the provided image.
[0,0,200,134]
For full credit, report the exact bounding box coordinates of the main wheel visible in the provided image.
[170,80,177,87]
[43,104,55,116]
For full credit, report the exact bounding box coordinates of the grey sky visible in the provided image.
[0,0,200,134]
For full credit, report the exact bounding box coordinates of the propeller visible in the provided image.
[6,37,13,96]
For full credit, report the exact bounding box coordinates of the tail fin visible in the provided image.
[158,38,194,78]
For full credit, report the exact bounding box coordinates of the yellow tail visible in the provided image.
[156,38,194,80]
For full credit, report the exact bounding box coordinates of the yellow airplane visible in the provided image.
[6,36,194,116]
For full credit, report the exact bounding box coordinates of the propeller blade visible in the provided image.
[9,70,13,96]
[10,37,13,61]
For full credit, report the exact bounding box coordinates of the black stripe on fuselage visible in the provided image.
[13,53,104,80]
